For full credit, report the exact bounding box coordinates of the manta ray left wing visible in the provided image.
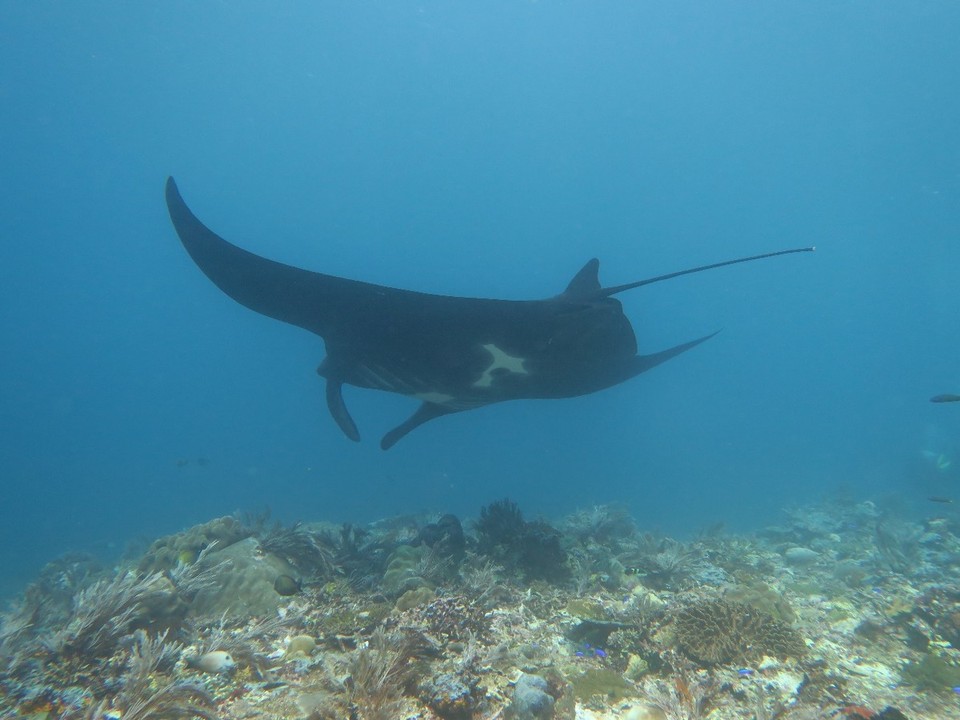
[166,177,812,448]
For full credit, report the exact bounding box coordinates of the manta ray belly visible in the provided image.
[473,343,528,388]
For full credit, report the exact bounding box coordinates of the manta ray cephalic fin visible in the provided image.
[381,403,456,450]
[325,379,361,442]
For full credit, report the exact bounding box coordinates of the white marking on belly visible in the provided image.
[414,391,456,404]
[473,343,528,388]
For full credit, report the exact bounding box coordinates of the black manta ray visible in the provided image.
[165,178,812,449]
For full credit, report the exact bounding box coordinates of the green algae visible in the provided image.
[565,598,608,620]
[396,586,436,611]
[902,653,960,693]
[382,545,429,595]
[725,581,796,623]
[786,580,822,597]
[322,602,391,636]
[571,668,635,702]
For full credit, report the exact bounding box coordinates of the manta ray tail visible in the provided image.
[597,247,815,299]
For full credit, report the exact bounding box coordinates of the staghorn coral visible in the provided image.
[672,599,805,666]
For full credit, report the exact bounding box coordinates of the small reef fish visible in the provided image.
[191,650,235,674]
[274,574,302,596]
[930,393,960,403]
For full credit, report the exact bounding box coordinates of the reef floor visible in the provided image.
[2,497,959,719]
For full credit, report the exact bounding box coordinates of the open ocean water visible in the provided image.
[1,0,958,606]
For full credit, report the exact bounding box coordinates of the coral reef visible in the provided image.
[672,599,806,666]
[2,496,955,720]
[138,516,250,574]
[256,521,338,582]
[475,499,569,582]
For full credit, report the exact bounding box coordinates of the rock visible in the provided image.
[189,537,300,617]
[510,673,554,719]
[284,634,317,659]
[784,547,819,565]
[420,671,480,719]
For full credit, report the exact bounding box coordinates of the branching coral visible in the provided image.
[328,523,391,591]
[0,599,37,673]
[346,629,417,720]
[475,499,525,554]
[642,674,718,720]
[619,537,704,591]
[64,681,218,720]
[564,504,636,545]
[874,518,922,574]
[188,612,286,679]
[672,600,806,666]
[167,544,232,602]
[399,596,490,642]
[258,522,338,581]
[474,499,569,583]
[120,629,183,697]
[44,571,182,658]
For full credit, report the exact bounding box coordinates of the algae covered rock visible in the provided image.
[188,537,300,617]
[570,667,635,702]
[382,544,430,595]
[419,670,482,719]
[138,515,250,574]
[396,586,436,612]
[783,546,819,566]
[725,581,797,623]
[509,673,554,719]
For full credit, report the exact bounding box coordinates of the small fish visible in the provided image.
[738,668,754,677]
[593,648,607,658]
[273,574,302,596]
[192,650,235,674]
[930,394,960,403]
[928,496,954,504]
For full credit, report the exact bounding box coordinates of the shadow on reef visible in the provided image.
[0,497,944,719]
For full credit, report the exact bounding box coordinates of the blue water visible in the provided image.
[1,2,958,597]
